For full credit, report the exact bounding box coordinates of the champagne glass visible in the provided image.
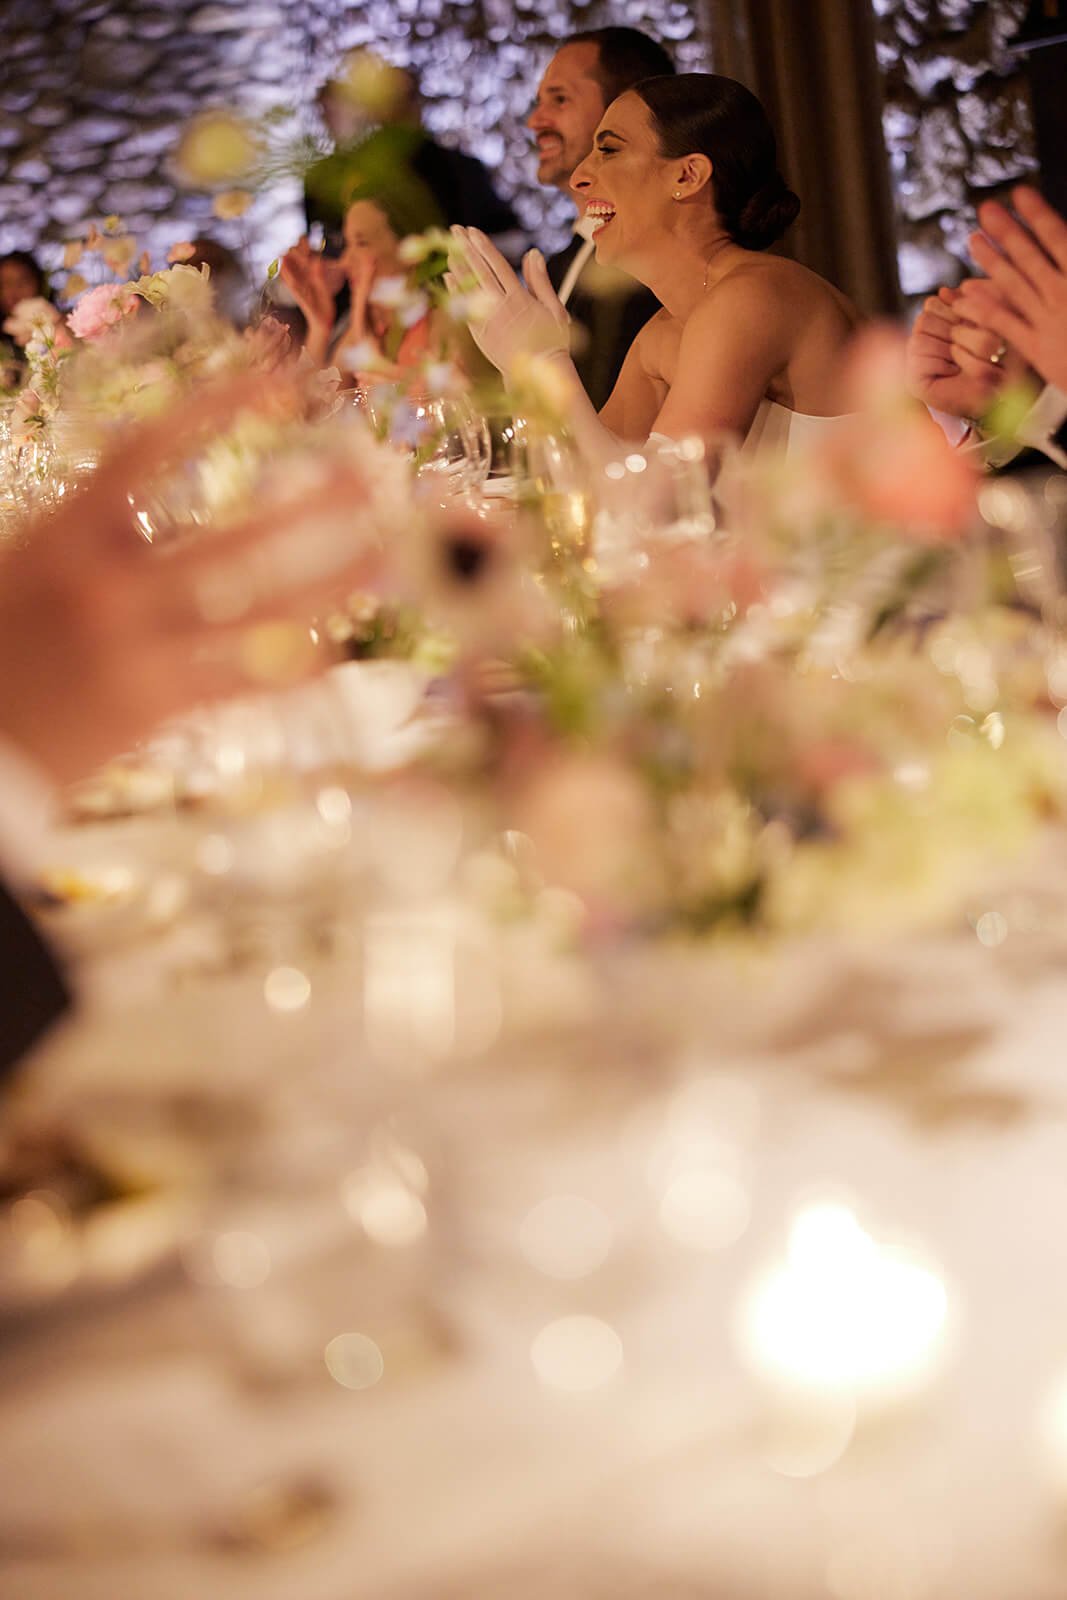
[510,420,594,575]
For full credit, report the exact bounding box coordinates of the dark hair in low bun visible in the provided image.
[735,175,800,250]
[632,73,800,251]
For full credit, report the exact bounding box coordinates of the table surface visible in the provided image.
[4,803,1067,1599]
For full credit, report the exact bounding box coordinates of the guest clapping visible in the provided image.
[907,186,1067,468]
[958,186,1067,396]
[281,194,441,382]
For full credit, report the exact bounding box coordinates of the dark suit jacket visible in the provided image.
[0,879,69,1080]
[547,237,661,412]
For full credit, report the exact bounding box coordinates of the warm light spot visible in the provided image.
[184,1229,271,1289]
[325,1332,384,1391]
[658,1169,750,1252]
[316,786,352,827]
[739,1203,948,1396]
[975,911,1008,948]
[347,1177,427,1249]
[264,966,311,1012]
[518,1195,613,1280]
[197,834,234,876]
[530,1315,623,1392]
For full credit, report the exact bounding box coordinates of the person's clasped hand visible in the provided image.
[958,185,1067,394]
[448,226,570,376]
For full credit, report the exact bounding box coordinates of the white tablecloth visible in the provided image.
[4,824,1067,1597]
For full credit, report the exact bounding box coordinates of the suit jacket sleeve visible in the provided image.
[0,879,70,1081]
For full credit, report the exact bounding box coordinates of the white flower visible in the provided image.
[336,338,384,374]
[424,360,458,397]
[130,263,213,316]
[10,387,49,445]
[3,297,62,345]
[397,228,452,265]
[397,291,429,329]
[368,275,410,310]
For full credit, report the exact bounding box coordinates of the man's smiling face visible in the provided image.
[526,42,607,193]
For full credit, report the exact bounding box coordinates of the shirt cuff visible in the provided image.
[1016,384,1067,469]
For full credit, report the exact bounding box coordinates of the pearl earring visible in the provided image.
[673,191,682,200]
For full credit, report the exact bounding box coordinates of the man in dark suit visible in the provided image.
[527,28,675,410]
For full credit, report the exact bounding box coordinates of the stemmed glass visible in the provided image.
[510,420,594,574]
[367,388,491,503]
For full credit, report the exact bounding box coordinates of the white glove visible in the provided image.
[448,226,569,376]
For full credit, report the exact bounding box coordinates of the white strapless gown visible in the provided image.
[739,398,852,458]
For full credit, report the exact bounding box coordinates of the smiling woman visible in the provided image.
[457,73,862,458]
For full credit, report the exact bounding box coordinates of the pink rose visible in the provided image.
[66,282,139,342]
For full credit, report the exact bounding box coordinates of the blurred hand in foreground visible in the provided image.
[958,186,1067,394]
[243,314,293,372]
[0,380,378,785]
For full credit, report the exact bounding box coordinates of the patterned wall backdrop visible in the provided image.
[0,0,709,294]
[872,0,1038,301]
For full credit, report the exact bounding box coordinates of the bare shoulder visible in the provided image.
[699,254,859,334]
[633,305,682,370]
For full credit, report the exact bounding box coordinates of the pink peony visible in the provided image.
[66,282,139,342]
[818,324,979,541]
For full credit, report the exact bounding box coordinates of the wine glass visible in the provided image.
[367,388,491,503]
[510,420,594,574]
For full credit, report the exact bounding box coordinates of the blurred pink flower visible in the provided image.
[66,282,139,342]
[603,542,767,631]
[816,414,977,540]
[819,325,978,540]
[795,738,880,796]
[511,750,655,924]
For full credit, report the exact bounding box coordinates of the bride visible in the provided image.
[453,73,860,455]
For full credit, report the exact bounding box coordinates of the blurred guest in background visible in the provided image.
[0,251,49,323]
[306,64,520,256]
[527,27,674,407]
[0,250,51,380]
[183,236,250,328]
[282,188,445,381]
